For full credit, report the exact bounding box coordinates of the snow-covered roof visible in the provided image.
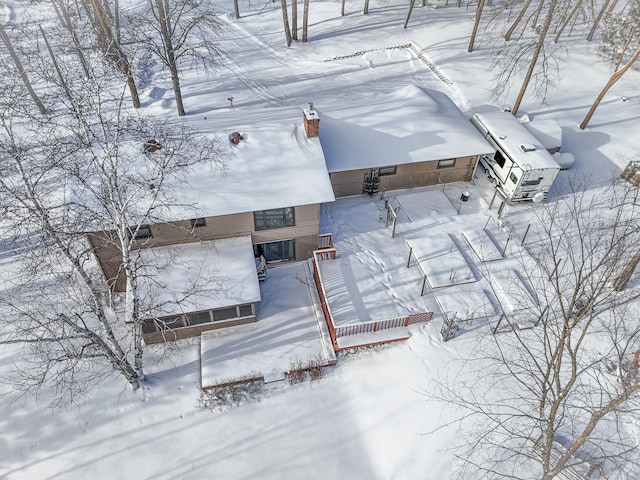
[319,85,494,173]
[472,111,561,170]
[137,235,261,317]
[184,107,335,217]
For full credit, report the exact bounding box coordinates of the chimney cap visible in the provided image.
[303,105,319,120]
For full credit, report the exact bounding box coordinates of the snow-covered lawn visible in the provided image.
[2,0,640,478]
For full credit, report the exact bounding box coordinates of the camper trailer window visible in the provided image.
[510,172,518,184]
[523,177,543,186]
[494,150,507,168]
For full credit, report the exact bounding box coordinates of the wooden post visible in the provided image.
[497,200,506,219]
[489,189,498,209]
[501,234,511,258]
[421,275,428,296]
[406,247,413,268]
[493,312,505,334]
[521,224,531,246]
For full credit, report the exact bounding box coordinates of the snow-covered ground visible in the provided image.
[2,0,640,478]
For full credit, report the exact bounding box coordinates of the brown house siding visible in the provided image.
[89,204,322,291]
[330,156,479,197]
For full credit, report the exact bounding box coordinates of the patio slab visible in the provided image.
[200,261,336,389]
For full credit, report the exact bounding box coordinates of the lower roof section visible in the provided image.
[137,235,261,318]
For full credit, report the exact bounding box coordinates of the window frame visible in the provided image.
[437,158,456,169]
[254,207,295,231]
[129,224,152,240]
[378,166,397,176]
[190,217,207,228]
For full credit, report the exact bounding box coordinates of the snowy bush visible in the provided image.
[197,376,263,411]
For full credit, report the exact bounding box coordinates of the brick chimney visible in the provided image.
[303,102,320,138]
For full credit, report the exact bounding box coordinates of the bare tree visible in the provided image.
[433,179,640,479]
[587,0,611,41]
[597,0,640,70]
[405,0,416,30]
[134,0,223,116]
[553,0,584,43]
[468,0,486,52]
[580,45,640,129]
[291,0,298,41]
[50,0,92,78]
[0,65,225,406]
[504,0,533,41]
[85,0,141,108]
[281,0,292,47]
[302,0,310,42]
[511,0,559,115]
[0,24,47,115]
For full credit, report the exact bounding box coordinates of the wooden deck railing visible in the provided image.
[334,312,433,338]
[318,233,333,250]
[312,246,434,347]
[312,248,339,350]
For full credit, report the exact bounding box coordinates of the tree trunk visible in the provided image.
[302,0,310,42]
[291,0,298,40]
[281,0,292,47]
[39,25,76,109]
[529,0,545,29]
[553,0,582,43]
[156,0,186,116]
[614,23,639,70]
[580,46,640,129]
[404,0,416,29]
[512,0,558,116]
[0,24,47,115]
[587,0,610,41]
[56,0,92,78]
[505,0,532,41]
[89,0,140,108]
[341,0,345,16]
[468,0,485,52]
[114,0,121,44]
[233,0,240,18]
[614,250,640,292]
[363,0,370,14]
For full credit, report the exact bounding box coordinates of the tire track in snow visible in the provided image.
[219,14,308,108]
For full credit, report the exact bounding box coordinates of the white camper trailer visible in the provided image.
[470,111,561,203]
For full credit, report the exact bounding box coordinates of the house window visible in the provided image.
[142,304,255,335]
[378,166,397,176]
[254,208,295,231]
[437,158,456,169]
[190,218,207,228]
[213,307,240,322]
[258,239,295,262]
[187,311,212,325]
[129,224,152,240]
